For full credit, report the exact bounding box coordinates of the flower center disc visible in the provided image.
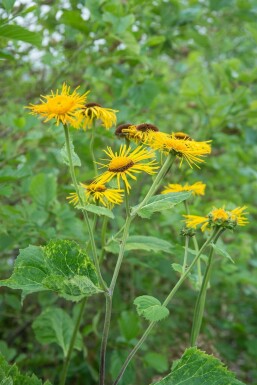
[109,157,134,172]
[50,96,74,114]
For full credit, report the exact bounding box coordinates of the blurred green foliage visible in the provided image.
[0,0,256,384]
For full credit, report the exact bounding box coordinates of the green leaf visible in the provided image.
[105,235,173,254]
[147,36,166,46]
[84,204,114,219]
[0,240,102,301]
[171,263,183,274]
[133,192,191,219]
[0,25,41,47]
[144,352,168,373]
[32,307,82,357]
[211,243,235,263]
[110,351,135,385]
[60,140,81,167]
[118,311,140,341]
[0,354,51,385]
[1,0,15,12]
[29,173,57,209]
[134,295,169,322]
[61,10,89,34]
[152,347,245,385]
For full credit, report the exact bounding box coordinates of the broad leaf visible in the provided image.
[85,204,114,219]
[0,354,51,385]
[133,192,191,219]
[105,235,173,254]
[61,140,81,167]
[0,25,41,46]
[0,240,102,301]
[152,347,245,385]
[32,307,82,357]
[144,352,168,373]
[29,173,57,209]
[134,295,169,322]
[211,243,235,263]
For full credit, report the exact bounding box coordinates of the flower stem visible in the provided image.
[59,298,87,385]
[99,216,108,263]
[184,201,202,287]
[131,153,174,217]
[63,124,107,291]
[112,228,219,385]
[90,125,98,176]
[182,236,189,274]
[99,156,174,385]
[190,228,224,347]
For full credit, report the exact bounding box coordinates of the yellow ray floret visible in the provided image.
[77,102,118,130]
[67,182,124,207]
[95,145,159,192]
[161,181,206,196]
[184,206,248,231]
[146,131,211,168]
[26,83,89,126]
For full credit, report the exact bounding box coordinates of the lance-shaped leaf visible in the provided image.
[152,347,245,385]
[0,25,42,47]
[132,191,191,219]
[134,295,169,322]
[0,354,51,385]
[84,204,114,219]
[105,235,173,254]
[0,240,102,301]
[32,307,83,357]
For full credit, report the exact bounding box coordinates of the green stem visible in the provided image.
[59,298,87,385]
[99,216,108,263]
[90,126,98,176]
[193,235,202,287]
[124,184,130,218]
[131,153,174,217]
[182,236,189,274]
[184,201,202,287]
[112,228,219,385]
[99,293,112,385]
[190,228,224,347]
[63,124,107,291]
[100,155,175,385]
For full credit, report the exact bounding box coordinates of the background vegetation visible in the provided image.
[0,0,256,384]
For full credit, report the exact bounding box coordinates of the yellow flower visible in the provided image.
[230,206,249,226]
[146,131,211,168]
[67,182,124,207]
[26,83,89,126]
[116,123,159,144]
[78,102,118,130]
[161,181,206,196]
[184,206,248,231]
[95,145,158,192]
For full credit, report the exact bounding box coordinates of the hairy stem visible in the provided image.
[99,156,174,385]
[190,228,224,347]
[90,125,98,176]
[112,228,219,385]
[182,236,189,273]
[59,298,87,385]
[184,200,202,287]
[63,124,107,291]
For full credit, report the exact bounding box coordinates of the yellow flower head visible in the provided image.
[117,123,159,144]
[146,131,211,168]
[161,181,206,196]
[67,182,124,207]
[95,145,159,192]
[184,206,248,231]
[26,83,89,126]
[78,102,118,130]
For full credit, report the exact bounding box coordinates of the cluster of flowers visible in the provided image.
[27,83,248,231]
